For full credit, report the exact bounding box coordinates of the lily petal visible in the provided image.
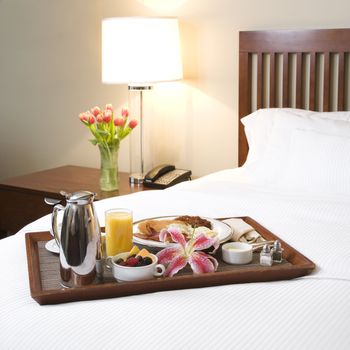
[159,228,169,242]
[156,246,183,265]
[188,252,218,274]
[167,227,187,248]
[205,253,219,270]
[190,233,219,252]
[165,254,188,277]
[210,237,220,254]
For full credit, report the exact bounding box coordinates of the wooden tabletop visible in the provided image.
[0,165,153,200]
[0,165,155,237]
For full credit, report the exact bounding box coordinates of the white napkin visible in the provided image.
[223,218,265,243]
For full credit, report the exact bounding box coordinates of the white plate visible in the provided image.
[45,239,59,254]
[133,216,232,248]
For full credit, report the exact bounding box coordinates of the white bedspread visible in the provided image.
[1,169,349,350]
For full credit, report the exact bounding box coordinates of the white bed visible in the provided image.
[1,160,350,349]
[2,28,350,349]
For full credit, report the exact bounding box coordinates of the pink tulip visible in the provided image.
[90,106,101,117]
[103,110,112,123]
[114,118,125,127]
[96,113,104,123]
[128,119,138,129]
[79,112,88,123]
[87,113,95,124]
[121,108,129,117]
[79,104,137,143]
[79,111,95,124]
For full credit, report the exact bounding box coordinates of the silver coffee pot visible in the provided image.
[46,190,101,288]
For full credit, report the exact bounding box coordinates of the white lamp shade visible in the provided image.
[102,17,183,85]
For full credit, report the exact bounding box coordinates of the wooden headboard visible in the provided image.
[239,28,350,166]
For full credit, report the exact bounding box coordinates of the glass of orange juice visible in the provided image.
[105,208,133,257]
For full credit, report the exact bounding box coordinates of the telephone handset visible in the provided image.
[144,164,192,189]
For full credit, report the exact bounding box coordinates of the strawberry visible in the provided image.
[125,257,139,267]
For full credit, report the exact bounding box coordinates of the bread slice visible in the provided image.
[137,219,184,237]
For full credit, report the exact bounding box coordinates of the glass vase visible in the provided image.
[98,143,120,191]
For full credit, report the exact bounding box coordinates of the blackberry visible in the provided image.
[143,257,153,266]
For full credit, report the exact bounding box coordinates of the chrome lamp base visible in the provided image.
[128,84,152,187]
[129,173,144,184]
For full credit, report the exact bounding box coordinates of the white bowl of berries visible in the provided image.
[107,247,165,282]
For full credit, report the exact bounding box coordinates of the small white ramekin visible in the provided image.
[222,242,253,265]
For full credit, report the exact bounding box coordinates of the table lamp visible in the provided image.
[102,17,183,183]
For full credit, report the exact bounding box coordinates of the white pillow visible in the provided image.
[279,129,350,195]
[241,108,350,165]
[241,108,313,164]
[251,112,350,184]
[311,111,350,121]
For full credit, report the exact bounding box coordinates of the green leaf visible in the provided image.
[89,139,98,146]
[96,129,109,136]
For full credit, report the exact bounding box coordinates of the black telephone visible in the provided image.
[143,164,192,189]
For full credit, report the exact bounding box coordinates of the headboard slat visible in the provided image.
[238,52,250,163]
[323,52,330,111]
[282,53,289,107]
[309,52,316,111]
[296,52,303,108]
[338,52,345,111]
[257,53,263,109]
[269,53,276,108]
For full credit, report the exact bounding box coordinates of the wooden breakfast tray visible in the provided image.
[25,217,315,305]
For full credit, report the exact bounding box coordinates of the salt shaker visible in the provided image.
[271,240,283,263]
[260,244,273,266]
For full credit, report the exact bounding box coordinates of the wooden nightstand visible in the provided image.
[0,165,153,238]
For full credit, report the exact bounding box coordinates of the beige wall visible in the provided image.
[1,0,349,180]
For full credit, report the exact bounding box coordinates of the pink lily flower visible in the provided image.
[128,119,138,129]
[156,226,219,277]
[105,103,113,111]
[121,108,129,117]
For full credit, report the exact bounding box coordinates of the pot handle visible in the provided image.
[52,204,65,247]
